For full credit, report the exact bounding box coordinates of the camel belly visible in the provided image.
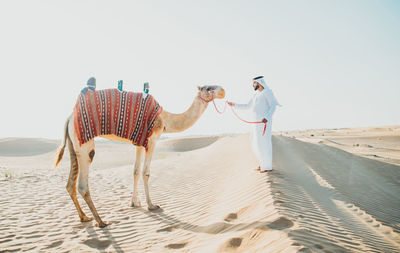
[99,134,133,143]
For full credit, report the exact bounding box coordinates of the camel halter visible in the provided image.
[197,95,214,103]
[212,99,267,136]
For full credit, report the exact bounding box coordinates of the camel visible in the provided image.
[54,85,225,227]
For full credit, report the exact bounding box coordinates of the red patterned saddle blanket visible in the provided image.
[73,89,162,149]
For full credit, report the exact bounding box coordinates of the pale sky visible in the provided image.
[0,0,399,139]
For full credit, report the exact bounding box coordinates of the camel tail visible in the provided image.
[54,117,70,168]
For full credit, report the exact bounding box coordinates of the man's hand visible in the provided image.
[227,101,235,107]
[262,118,268,123]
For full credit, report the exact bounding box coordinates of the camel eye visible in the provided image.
[206,87,212,91]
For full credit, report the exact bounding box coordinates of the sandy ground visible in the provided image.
[280,125,400,166]
[0,126,399,252]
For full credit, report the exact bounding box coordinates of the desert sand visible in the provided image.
[0,126,399,252]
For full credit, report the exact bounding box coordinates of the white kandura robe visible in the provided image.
[235,88,280,171]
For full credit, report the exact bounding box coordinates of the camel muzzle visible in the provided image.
[217,89,225,99]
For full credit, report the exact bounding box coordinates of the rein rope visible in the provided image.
[212,99,266,136]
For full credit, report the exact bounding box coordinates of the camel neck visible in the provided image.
[161,96,208,133]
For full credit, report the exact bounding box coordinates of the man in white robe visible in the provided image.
[227,76,280,173]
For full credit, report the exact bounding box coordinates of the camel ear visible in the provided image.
[197,86,202,91]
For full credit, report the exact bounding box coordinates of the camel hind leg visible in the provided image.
[68,118,107,227]
[74,139,108,227]
[66,135,92,222]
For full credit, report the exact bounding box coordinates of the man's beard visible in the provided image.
[254,84,259,91]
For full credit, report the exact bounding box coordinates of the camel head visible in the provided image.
[197,85,225,102]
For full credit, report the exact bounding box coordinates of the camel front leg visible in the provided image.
[131,146,144,207]
[142,139,159,210]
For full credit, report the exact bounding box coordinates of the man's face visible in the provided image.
[253,81,260,91]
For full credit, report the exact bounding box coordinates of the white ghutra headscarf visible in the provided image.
[253,76,281,107]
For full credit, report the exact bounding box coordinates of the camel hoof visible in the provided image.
[148,204,161,211]
[80,216,93,222]
[131,202,141,208]
[96,221,109,228]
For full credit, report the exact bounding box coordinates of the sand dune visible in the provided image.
[283,126,400,166]
[156,136,220,152]
[272,136,400,252]
[0,138,58,157]
[0,127,399,252]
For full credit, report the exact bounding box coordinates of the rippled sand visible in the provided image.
[1,126,399,252]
